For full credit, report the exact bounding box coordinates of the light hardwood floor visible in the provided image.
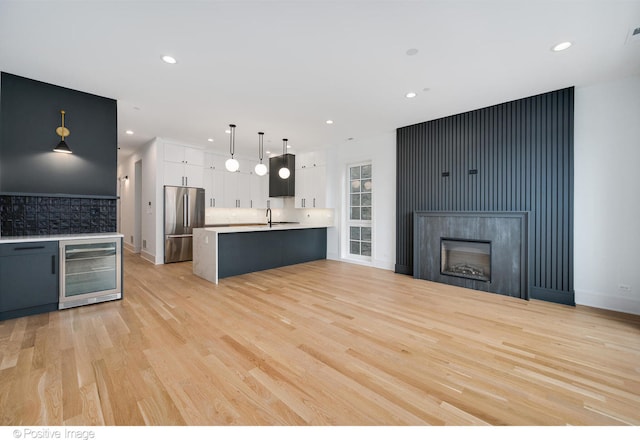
[1,250,639,425]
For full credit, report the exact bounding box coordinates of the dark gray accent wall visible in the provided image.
[0,72,117,196]
[396,87,574,305]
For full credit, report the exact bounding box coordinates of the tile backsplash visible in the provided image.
[0,195,117,236]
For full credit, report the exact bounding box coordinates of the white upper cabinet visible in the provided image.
[295,151,327,208]
[202,152,226,208]
[163,142,205,187]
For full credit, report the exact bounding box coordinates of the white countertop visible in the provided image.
[199,223,332,234]
[0,232,124,244]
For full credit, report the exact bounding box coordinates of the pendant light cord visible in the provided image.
[229,124,236,158]
[258,132,264,163]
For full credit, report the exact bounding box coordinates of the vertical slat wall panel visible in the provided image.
[396,87,574,305]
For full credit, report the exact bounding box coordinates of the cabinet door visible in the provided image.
[184,147,205,166]
[0,242,58,313]
[223,171,239,208]
[163,161,186,186]
[308,165,327,208]
[184,163,204,188]
[164,143,185,163]
[295,167,309,208]
[204,169,226,208]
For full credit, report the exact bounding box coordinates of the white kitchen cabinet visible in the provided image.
[203,168,225,208]
[202,153,226,207]
[223,170,253,208]
[295,151,327,208]
[163,143,205,187]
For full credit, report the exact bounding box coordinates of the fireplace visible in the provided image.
[413,211,528,299]
[440,238,491,282]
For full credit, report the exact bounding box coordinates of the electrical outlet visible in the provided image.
[618,284,632,291]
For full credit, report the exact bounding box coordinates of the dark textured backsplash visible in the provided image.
[0,195,117,236]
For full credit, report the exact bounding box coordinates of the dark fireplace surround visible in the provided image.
[414,211,528,299]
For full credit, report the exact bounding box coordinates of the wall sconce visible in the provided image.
[53,110,72,153]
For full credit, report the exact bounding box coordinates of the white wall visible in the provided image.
[325,131,396,270]
[574,75,640,315]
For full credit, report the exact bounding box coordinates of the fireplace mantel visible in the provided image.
[414,211,529,299]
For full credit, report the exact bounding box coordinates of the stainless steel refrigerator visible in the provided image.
[164,185,205,263]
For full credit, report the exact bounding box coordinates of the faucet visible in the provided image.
[266,207,272,228]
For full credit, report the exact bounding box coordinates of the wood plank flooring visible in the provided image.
[1,250,639,425]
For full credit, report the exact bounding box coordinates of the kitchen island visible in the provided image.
[193,223,329,284]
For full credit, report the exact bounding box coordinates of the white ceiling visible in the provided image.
[1,0,639,161]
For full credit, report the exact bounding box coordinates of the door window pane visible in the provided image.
[347,163,372,259]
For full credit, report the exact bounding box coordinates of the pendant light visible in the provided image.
[278,138,290,179]
[254,132,267,176]
[225,124,239,172]
[53,110,72,153]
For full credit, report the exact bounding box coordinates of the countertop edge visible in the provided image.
[196,224,332,234]
[0,233,124,244]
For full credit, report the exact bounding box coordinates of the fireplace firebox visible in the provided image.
[440,238,491,282]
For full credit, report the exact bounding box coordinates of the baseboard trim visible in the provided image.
[575,289,640,316]
[140,250,157,264]
[529,286,575,306]
[395,264,412,275]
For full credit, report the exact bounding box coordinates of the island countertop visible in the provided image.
[198,222,333,234]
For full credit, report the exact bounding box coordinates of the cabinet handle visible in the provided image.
[313,198,316,208]
[213,198,216,208]
[14,245,45,251]
[51,255,56,274]
[185,176,188,186]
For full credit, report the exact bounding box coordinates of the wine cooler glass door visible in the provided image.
[59,238,122,309]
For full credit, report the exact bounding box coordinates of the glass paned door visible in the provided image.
[348,163,372,259]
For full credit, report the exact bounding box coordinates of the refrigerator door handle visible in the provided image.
[186,193,190,227]
[183,193,188,226]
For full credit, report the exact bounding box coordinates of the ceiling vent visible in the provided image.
[626,26,640,44]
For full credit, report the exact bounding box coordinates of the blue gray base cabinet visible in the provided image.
[0,241,59,320]
[218,228,327,279]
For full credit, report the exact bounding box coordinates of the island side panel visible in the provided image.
[193,229,219,284]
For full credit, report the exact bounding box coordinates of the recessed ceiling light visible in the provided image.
[225,129,231,134]
[125,130,134,135]
[551,41,572,52]
[162,55,177,64]
[207,138,214,142]
[287,144,292,149]
[326,120,334,124]
[406,48,419,56]
[266,150,271,155]
[405,92,417,98]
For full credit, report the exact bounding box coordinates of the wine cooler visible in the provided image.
[59,237,122,310]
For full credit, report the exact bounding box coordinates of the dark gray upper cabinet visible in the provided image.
[269,154,296,197]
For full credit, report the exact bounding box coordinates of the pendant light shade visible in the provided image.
[278,138,290,179]
[225,124,239,172]
[254,131,268,176]
[53,110,72,153]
